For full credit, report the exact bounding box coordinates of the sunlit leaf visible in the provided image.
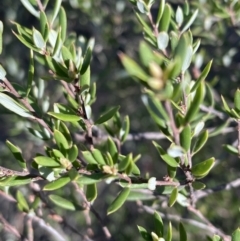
[48,112,81,122]
[191,157,215,178]
[6,140,26,169]
[107,187,130,215]
[86,183,97,202]
[168,187,178,207]
[51,0,62,25]
[0,93,34,118]
[20,0,40,18]
[34,156,61,167]
[95,106,120,125]
[17,190,29,212]
[44,176,71,191]
[49,194,76,211]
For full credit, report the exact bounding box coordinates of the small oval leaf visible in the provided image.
[49,194,76,211]
[168,187,178,207]
[43,176,71,191]
[107,187,130,215]
[34,156,61,167]
[95,106,120,125]
[191,157,215,178]
[86,183,97,202]
[48,112,81,122]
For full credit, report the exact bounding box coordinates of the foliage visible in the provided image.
[0,0,239,240]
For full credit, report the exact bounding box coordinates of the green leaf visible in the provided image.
[95,106,120,125]
[166,222,172,241]
[192,181,206,190]
[221,95,231,113]
[223,144,238,155]
[34,156,61,167]
[182,45,193,72]
[174,33,190,72]
[180,124,191,151]
[179,222,187,241]
[159,4,171,32]
[91,148,106,165]
[120,115,130,143]
[191,157,215,178]
[80,47,92,75]
[54,129,69,152]
[168,165,177,179]
[157,32,169,51]
[119,53,149,82]
[51,0,62,25]
[127,190,155,201]
[104,152,114,167]
[82,151,98,164]
[77,173,109,185]
[107,137,118,163]
[181,9,198,34]
[0,21,3,54]
[168,187,178,207]
[192,130,208,155]
[12,31,39,52]
[40,11,49,41]
[138,226,152,241]
[67,145,78,162]
[20,0,40,18]
[52,28,63,57]
[232,228,240,241]
[184,82,204,124]
[48,112,81,122]
[0,92,34,118]
[17,190,29,212]
[59,7,67,41]
[234,89,240,111]
[86,183,97,202]
[107,187,130,215]
[49,194,76,211]
[0,64,6,79]
[0,176,31,186]
[154,211,164,237]
[62,46,73,61]
[167,145,184,158]
[26,50,34,97]
[32,28,45,50]
[176,7,184,27]
[43,176,71,191]
[139,41,157,67]
[80,66,90,88]
[153,142,179,167]
[118,154,131,172]
[6,140,26,169]
[156,0,165,27]
[191,60,213,93]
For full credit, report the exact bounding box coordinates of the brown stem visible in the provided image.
[36,0,45,11]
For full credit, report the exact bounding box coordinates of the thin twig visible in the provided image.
[74,127,235,144]
[0,213,22,239]
[194,178,240,200]
[26,217,34,241]
[36,0,44,11]
[188,206,230,241]
[72,182,113,240]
